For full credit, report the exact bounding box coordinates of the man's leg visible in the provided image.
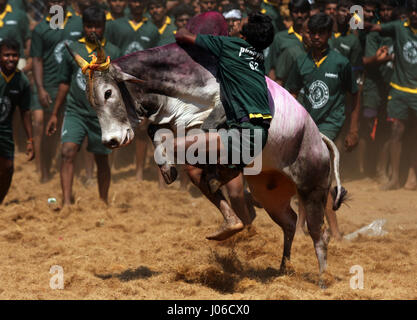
[60,142,79,206]
[185,164,244,240]
[135,121,149,181]
[381,119,405,190]
[94,154,111,204]
[225,173,253,226]
[358,112,377,176]
[32,109,48,182]
[81,138,95,184]
[404,120,417,190]
[0,157,14,204]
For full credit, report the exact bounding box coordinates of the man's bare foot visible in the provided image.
[404,168,417,190]
[206,220,244,241]
[40,174,51,184]
[404,183,417,190]
[136,170,143,182]
[375,173,390,185]
[84,177,95,187]
[380,180,400,191]
[331,232,343,242]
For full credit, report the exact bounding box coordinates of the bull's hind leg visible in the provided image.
[298,188,330,288]
[246,172,297,274]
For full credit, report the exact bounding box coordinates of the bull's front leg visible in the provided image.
[147,124,178,184]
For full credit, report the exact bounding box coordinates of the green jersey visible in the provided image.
[59,38,121,117]
[380,20,417,93]
[0,69,30,135]
[275,44,306,84]
[106,16,160,55]
[286,48,358,130]
[261,0,285,32]
[0,4,29,56]
[329,31,363,82]
[365,31,394,85]
[268,26,303,75]
[151,16,176,46]
[195,34,271,124]
[363,31,394,104]
[9,0,27,11]
[30,12,83,89]
[104,11,124,41]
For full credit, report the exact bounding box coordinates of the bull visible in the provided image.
[67,12,345,288]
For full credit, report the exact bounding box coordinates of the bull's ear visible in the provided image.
[109,64,146,84]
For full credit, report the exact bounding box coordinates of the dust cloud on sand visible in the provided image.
[0,153,416,299]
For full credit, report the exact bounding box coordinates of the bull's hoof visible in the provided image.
[161,166,178,185]
[318,279,327,289]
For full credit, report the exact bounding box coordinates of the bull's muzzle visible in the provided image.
[102,128,134,149]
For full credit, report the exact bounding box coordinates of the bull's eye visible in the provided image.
[104,89,112,100]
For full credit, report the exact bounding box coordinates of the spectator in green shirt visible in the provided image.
[286,13,360,240]
[221,2,243,37]
[30,0,83,183]
[366,0,417,190]
[0,0,30,62]
[175,12,274,241]
[275,18,310,87]
[267,0,310,79]
[149,0,177,46]
[106,0,127,21]
[46,6,120,207]
[172,3,194,30]
[0,39,34,204]
[359,0,395,181]
[329,0,363,85]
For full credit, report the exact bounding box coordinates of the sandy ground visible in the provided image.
[0,151,416,300]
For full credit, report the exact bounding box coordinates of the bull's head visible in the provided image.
[66,40,144,149]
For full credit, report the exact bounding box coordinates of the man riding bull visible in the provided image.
[173,12,274,240]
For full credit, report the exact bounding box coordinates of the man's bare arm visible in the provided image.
[45,83,70,136]
[175,28,197,45]
[345,91,360,151]
[32,57,52,108]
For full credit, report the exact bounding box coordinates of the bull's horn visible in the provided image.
[93,33,106,64]
[65,42,89,69]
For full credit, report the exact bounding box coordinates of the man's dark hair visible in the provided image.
[0,38,20,54]
[222,2,240,13]
[148,0,166,8]
[406,0,417,11]
[241,12,274,51]
[392,5,407,19]
[337,0,354,9]
[379,0,399,6]
[289,0,311,13]
[308,13,333,34]
[311,3,323,12]
[364,0,379,7]
[82,5,106,25]
[325,0,338,5]
[172,3,195,19]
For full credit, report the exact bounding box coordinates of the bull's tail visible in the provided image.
[320,133,347,210]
